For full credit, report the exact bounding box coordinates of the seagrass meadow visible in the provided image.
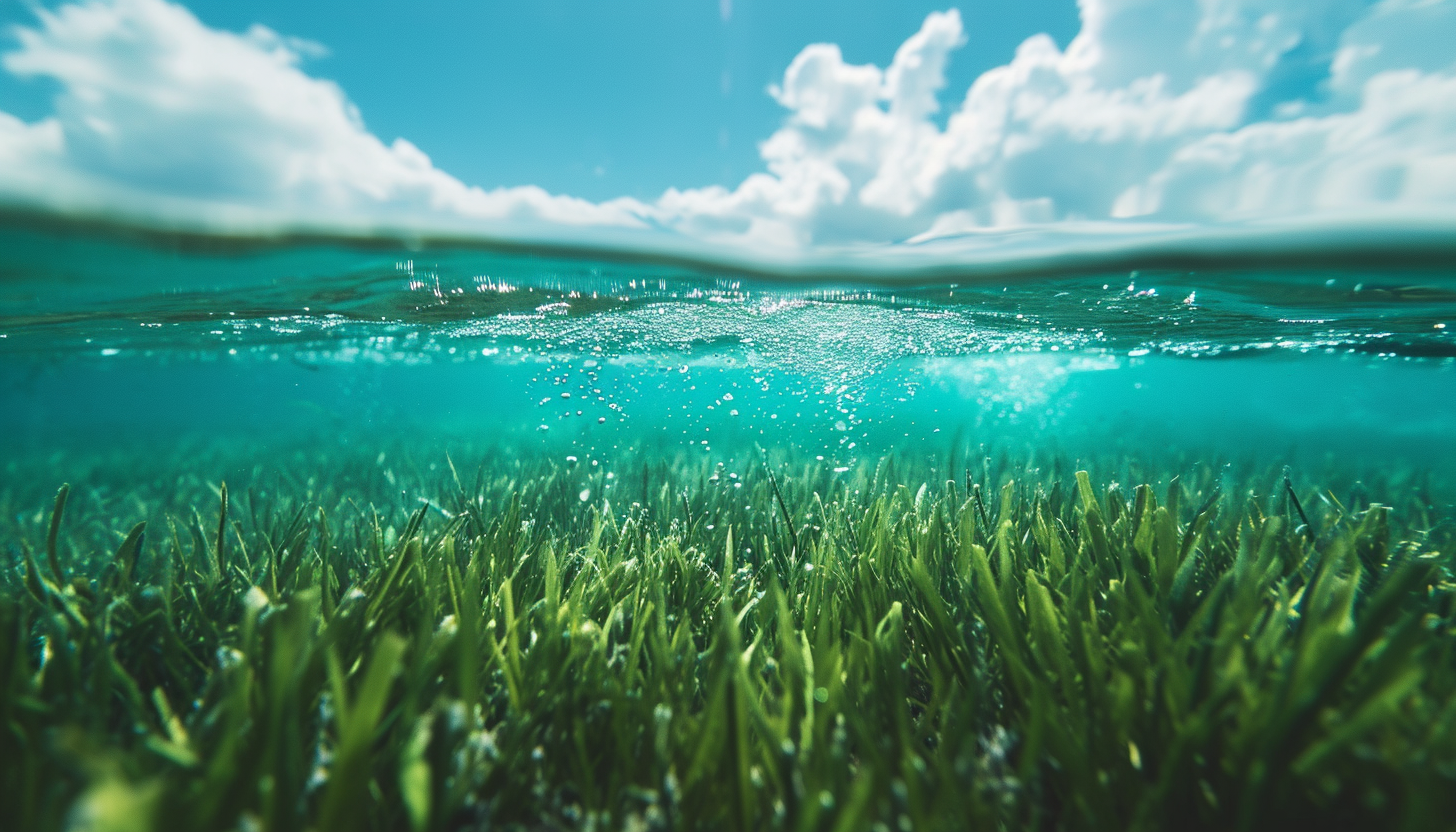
[4,442,1456,832]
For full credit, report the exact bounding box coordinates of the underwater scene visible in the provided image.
[3,213,1455,831]
[4,0,1456,830]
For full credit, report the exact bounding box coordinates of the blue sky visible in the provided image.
[0,0,1454,254]
[0,0,1080,202]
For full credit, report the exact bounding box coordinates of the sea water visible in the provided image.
[2,212,1455,512]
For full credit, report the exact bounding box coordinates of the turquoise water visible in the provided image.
[3,211,1455,502]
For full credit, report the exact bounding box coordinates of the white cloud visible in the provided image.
[656,0,1456,247]
[0,0,645,229]
[1117,69,1456,220]
[0,0,1453,252]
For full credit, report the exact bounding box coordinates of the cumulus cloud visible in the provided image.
[658,0,1456,247]
[0,0,1453,250]
[0,0,645,228]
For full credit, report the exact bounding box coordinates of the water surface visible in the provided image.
[3,211,1454,503]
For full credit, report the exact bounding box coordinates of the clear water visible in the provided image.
[3,211,1455,502]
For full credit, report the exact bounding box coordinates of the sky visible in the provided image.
[0,0,1454,255]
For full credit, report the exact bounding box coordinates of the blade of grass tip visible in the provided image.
[965,542,1031,694]
[1026,571,1077,699]
[1074,470,1100,517]
[215,482,228,579]
[1152,506,1179,599]
[543,542,560,614]
[1179,484,1222,563]
[114,522,146,588]
[20,540,48,602]
[145,687,198,768]
[45,483,70,585]
[972,483,992,537]
[166,516,185,577]
[400,501,430,551]
[722,525,735,605]
[455,560,481,714]
[766,467,799,557]
[365,509,429,626]
[318,508,335,619]
[1075,471,1113,568]
[495,577,523,711]
[1284,470,1316,544]
[446,450,465,498]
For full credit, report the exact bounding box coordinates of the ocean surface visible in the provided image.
[3,210,1455,506]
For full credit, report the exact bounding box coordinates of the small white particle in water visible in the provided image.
[722,392,734,401]
[100,348,119,356]
[579,489,591,502]
[1128,348,1150,357]
[566,455,578,464]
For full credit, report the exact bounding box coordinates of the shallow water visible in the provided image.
[2,211,1455,501]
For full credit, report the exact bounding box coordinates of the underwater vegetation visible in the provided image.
[3,445,1456,832]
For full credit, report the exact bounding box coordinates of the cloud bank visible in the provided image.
[1,0,1454,251]
[0,0,645,229]
[659,0,1456,247]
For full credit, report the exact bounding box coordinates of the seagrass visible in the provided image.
[2,445,1454,831]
